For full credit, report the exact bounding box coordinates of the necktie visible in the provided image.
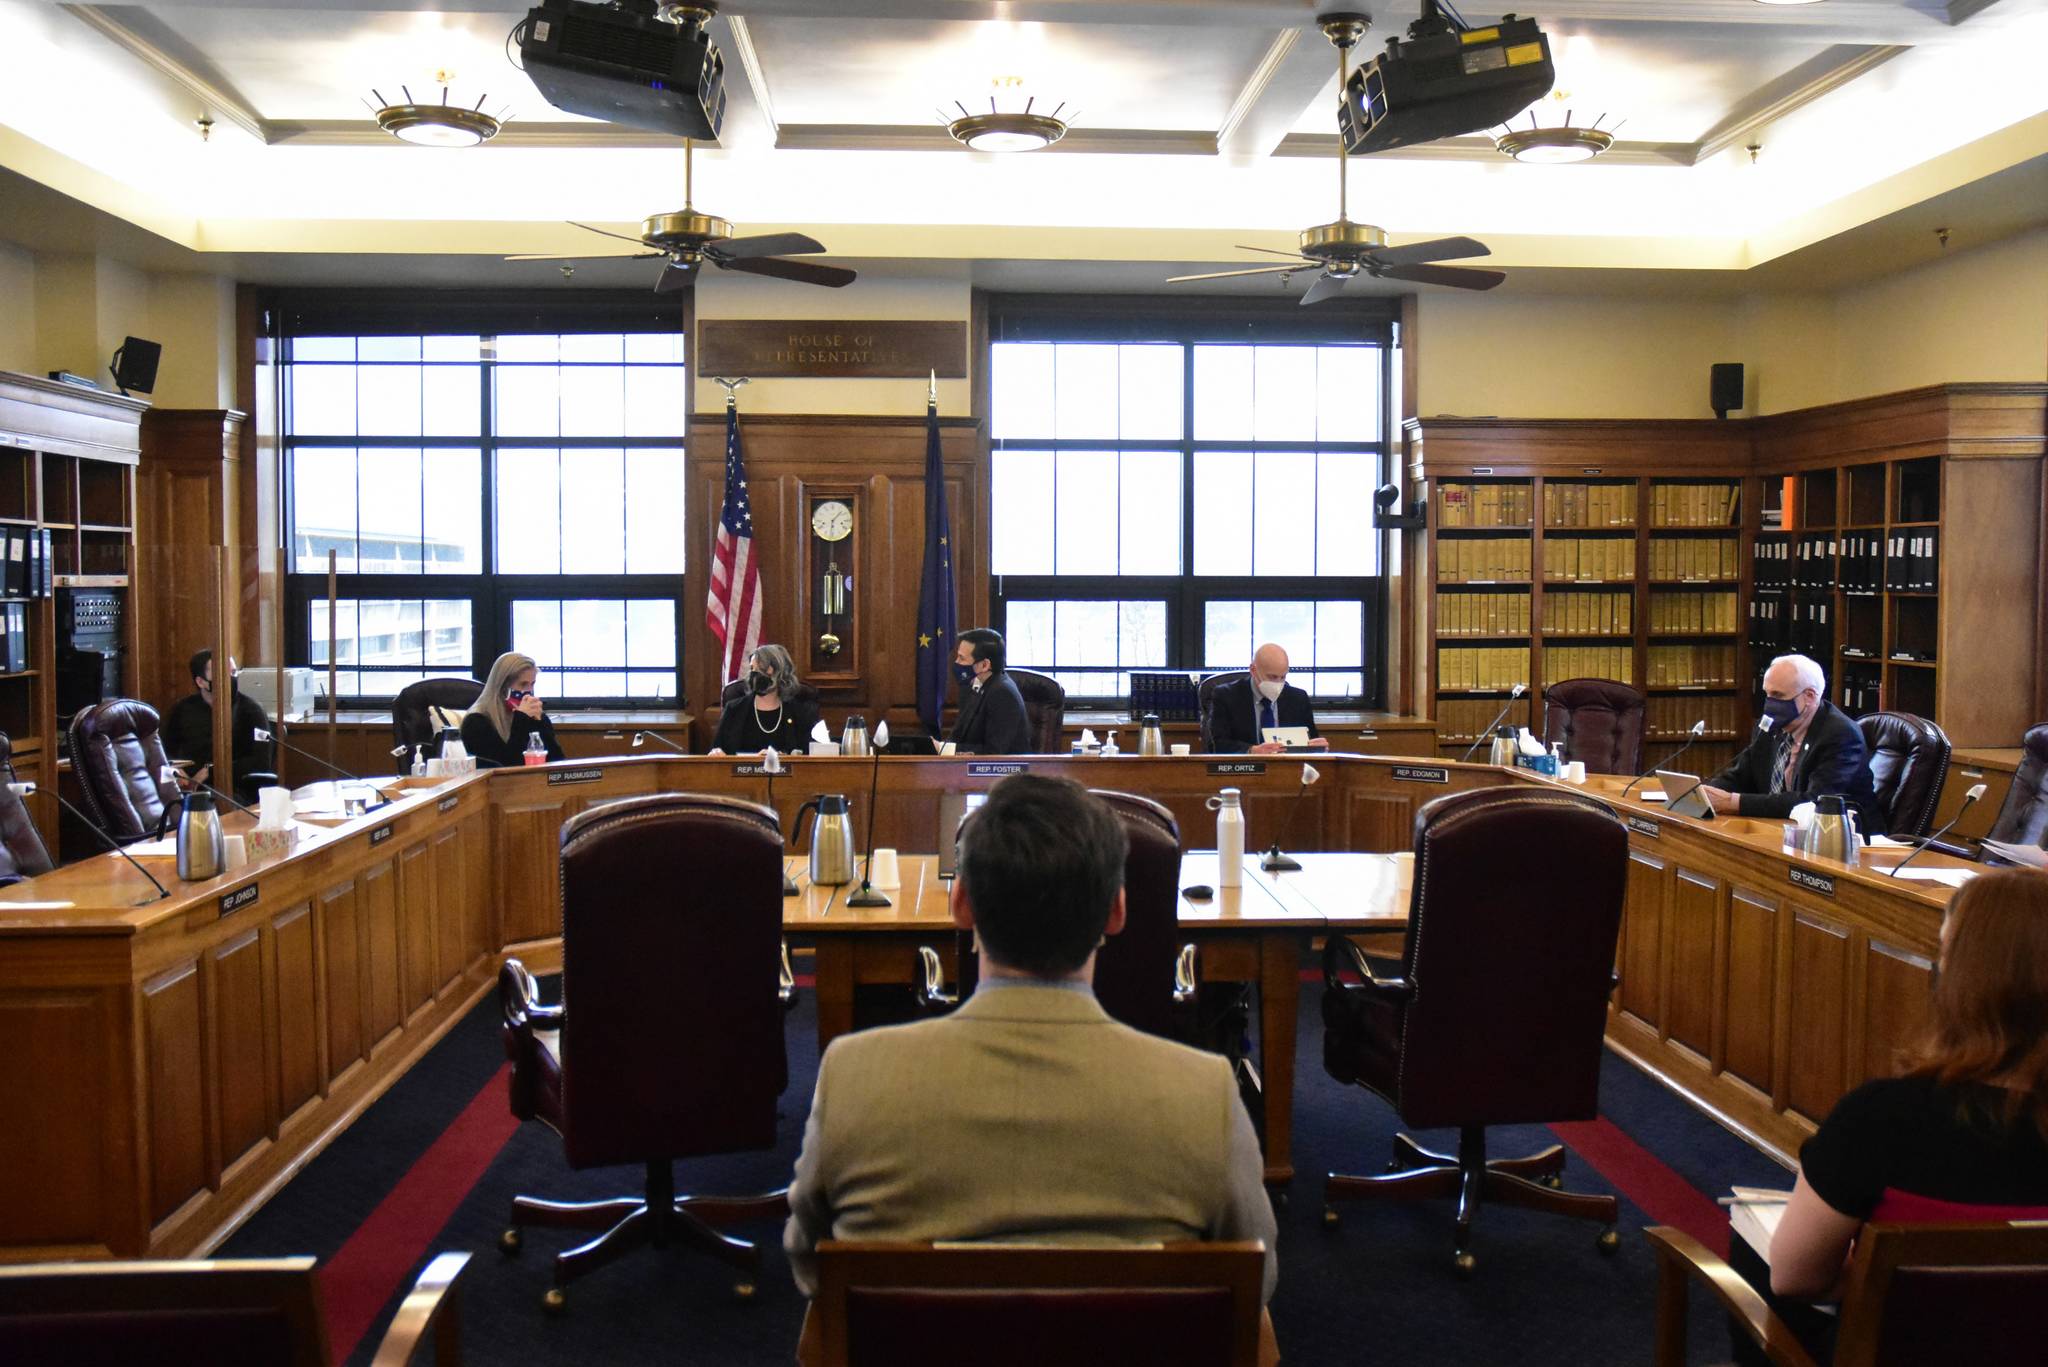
[1769,733,1797,795]
[1260,697,1277,734]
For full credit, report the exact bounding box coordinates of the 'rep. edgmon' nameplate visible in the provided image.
[1626,814,1661,839]
[1789,866,1835,897]
[967,762,1028,778]
[220,883,259,918]
[1208,762,1266,776]
[1391,765,1451,784]
[698,321,967,379]
[546,768,605,786]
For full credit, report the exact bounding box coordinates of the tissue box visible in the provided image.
[1516,753,1560,777]
[246,826,300,860]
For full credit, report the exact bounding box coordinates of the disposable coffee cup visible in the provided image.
[870,847,901,890]
[1170,743,1192,756]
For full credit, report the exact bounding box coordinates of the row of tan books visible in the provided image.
[1543,483,1637,528]
[1437,646,1531,692]
[1545,645,1633,684]
[1438,537,1533,582]
[1543,537,1636,582]
[1542,590,1632,636]
[1438,482,1532,528]
[1437,591,1531,637]
[1435,686,1747,747]
[1652,483,1740,528]
[1648,695,1742,739]
[1648,537,1738,581]
[1435,696,1535,745]
[1647,643,1738,687]
[1648,591,1739,634]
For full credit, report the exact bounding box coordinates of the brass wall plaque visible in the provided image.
[698,320,967,379]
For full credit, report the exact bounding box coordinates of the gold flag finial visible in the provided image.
[928,369,937,408]
[714,375,750,410]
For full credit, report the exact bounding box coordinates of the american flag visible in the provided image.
[705,404,763,685]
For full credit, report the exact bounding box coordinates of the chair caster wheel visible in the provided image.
[1542,1174,1564,1189]
[1322,1207,1340,1229]
[1272,1191,1288,1209]
[1452,1251,1477,1279]
[499,1228,522,1256]
[1596,1228,1620,1255]
[543,1287,568,1315]
[733,1281,757,1301]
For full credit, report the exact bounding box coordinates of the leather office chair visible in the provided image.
[0,1250,469,1366]
[1006,668,1066,754]
[1541,678,1646,776]
[499,792,790,1309]
[1859,710,1951,839]
[1321,785,1630,1274]
[68,700,182,843]
[0,731,53,885]
[390,677,484,772]
[812,1241,1266,1367]
[1984,723,2048,852]
[1198,672,1249,754]
[1647,1221,2048,1367]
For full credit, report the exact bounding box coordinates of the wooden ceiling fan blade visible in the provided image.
[1370,236,1493,267]
[712,232,828,261]
[567,220,650,246]
[654,260,699,293]
[1234,244,1313,259]
[504,251,662,262]
[719,255,857,287]
[1167,265,1303,283]
[1377,262,1507,290]
[1300,271,1354,306]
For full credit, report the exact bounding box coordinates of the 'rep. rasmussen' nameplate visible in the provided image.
[698,321,967,379]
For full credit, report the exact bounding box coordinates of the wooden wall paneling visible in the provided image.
[494,799,571,949]
[360,856,403,1053]
[1665,867,1721,1062]
[1343,790,1415,853]
[1860,938,1934,1082]
[1722,885,1779,1098]
[1936,456,2042,746]
[317,879,364,1088]
[398,840,438,1020]
[269,903,320,1126]
[136,410,246,713]
[1784,913,1851,1126]
[461,808,491,972]
[141,959,208,1228]
[1,987,120,1252]
[207,928,270,1183]
[1619,848,1666,1028]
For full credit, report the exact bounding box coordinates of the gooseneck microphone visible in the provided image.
[51,788,172,902]
[1889,784,1987,878]
[760,748,799,897]
[1458,682,1527,763]
[1260,762,1321,872]
[845,721,892,909]
[631,731,688,753]
[258,728,391,811]
[1621,719,1709,799]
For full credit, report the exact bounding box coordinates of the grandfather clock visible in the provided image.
[805,492,861,682]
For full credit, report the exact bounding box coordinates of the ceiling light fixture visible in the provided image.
[1493,98,1619,164]
[1751,0,1829,6]
[942,77,1070,152]
[367,75,507,147]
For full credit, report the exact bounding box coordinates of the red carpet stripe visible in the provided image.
[319,1063,522,1361]
[1550,1116,1730,1257]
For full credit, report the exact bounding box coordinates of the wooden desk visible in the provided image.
[782,851,1411,1187]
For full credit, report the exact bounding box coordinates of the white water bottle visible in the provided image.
[1208,786,1245,888]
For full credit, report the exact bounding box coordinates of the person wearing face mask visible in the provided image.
[708,644,821,757]
[1699,652,1879,831]
[162,649,275,802]
[460,651,566,769]
[948,627,1032,756]
[1207,643,1328,756]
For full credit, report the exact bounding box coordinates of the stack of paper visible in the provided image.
[1728,1186,1790,1263]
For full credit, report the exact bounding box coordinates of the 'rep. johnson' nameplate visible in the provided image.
[1391,764,1450,784]
[220,883,259,918]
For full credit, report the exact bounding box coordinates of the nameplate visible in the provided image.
[1391,765,1450,784]
[967,761,1029,778]
[732,764,792,776]
[370,824,393,847]
[546,768,605,786]
[698,320,966,379]
[1789,867,1836,897]
[1208,762,1266,776]
[438,796,460,813]
[1625,814,1661,839]
[219,884,259,918]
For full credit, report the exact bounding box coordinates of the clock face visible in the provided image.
[811,500,854,542]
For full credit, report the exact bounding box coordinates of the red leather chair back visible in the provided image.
[556,793,787,1169]
[1986,723,2048,850]
[0,731,53,884]
[1197,672,1248,754]
[1006,669,1067,754]
[68,700,181,843]
[1088,790,1181,1039]
[1542,678,1646,776]
[1391,786,1629,1129]
[1859,711,1952,838]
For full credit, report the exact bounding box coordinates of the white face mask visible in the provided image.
[1255,677,1285,703]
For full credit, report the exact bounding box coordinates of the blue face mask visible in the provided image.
[1760,695,1802,730]
[953,663,978,687]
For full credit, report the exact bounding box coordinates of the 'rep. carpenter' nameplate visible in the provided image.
[967,762,1029,778]
[546,768,605,786]
[220,883,259,918]
[1391,765,1451,784]
[1626,815,1661,839]
[1789,867,1835,897]
[1207,762,1266,776]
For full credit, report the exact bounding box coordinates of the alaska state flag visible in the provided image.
[914,401,955,733]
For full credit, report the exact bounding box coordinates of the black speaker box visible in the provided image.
[111,337,161,394]
[1710,362,1743,418]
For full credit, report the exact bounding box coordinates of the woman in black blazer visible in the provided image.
[708,644,822,757]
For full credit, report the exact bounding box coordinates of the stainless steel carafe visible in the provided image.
[176,790,224,882]
[1138,713,1165,756]
[1486,727,1516,767]
[1800,794,1861,866]
[793,793,856,885]
[841,716,871,758]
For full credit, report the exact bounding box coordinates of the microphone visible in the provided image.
[761,747,799,897]
[631,730,688,754]
[165,765,256,818]
[1260,762,1321,872]
[1622,719,1708,799]
[50,787,172,902]
[845,720,892,908]
[1889,784,1986,878]
[257,729,391,811]
[1458,683,1527,764]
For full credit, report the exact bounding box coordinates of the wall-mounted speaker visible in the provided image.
[109,337,161,395]
[1710,362,1743,419]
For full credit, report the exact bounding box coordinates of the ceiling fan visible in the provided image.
[1168,13,1505,304]
[505,138,857,293]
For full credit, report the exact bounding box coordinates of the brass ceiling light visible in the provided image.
[942,76,1070,152]
[368,73,508,147]
[1494,95,1618,164]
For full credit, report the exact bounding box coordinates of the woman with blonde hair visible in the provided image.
[708,643,821,757]
[461,651,566,768]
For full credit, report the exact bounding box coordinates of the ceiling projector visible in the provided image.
[518,1,726,140]
[1340,6,1554,156]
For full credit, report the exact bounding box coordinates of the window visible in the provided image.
[281,314,686,704]
[988,308,1392,707]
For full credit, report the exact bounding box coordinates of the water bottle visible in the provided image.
[1207,786,1245,888]
[176,790,224,882]
[523,731,548,766]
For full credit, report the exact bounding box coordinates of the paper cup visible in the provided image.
[1170,743,1192,756]
[870,847,901,890]
[224,835,247,870]
[1564,761,1587,783]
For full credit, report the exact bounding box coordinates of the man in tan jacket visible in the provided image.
[784,774,1278,1308]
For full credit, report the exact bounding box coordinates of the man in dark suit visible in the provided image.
[1207,643,1329,755]
[949,627,1032,755]
[1701,653,1881,832]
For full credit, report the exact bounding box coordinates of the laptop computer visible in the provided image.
[1261,726,1312,749]
[1656,770,1716,820]
[881,733,939,757]
[936,790,991,879]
